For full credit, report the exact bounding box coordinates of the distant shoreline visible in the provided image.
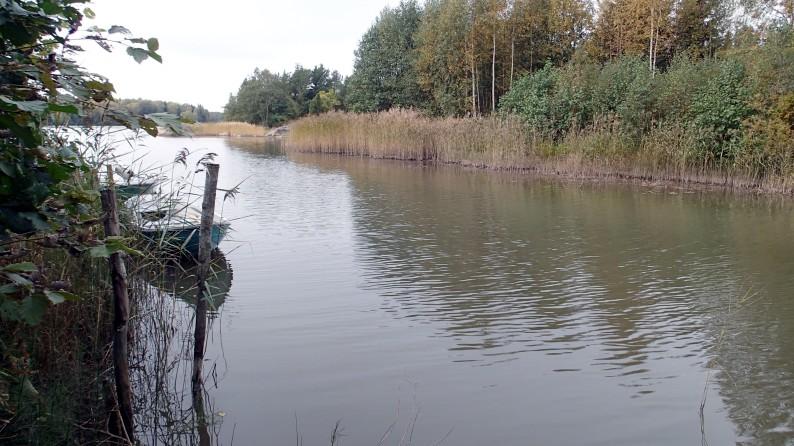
[159,121,269,137]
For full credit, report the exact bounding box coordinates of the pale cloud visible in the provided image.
[77,0,397,111]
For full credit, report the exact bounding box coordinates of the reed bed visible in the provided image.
[187,121,267,137]
[285,110,794,194]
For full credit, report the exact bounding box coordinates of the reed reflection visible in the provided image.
[131,252,233,445]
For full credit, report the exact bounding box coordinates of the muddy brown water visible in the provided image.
[123,135,794,445]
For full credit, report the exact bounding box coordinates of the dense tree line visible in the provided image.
[114,99,221,123]
[342,0,747,116]
[226,0,794,175]
[224,65,344,127]
[68,99,222,125]
[230,0,787,119]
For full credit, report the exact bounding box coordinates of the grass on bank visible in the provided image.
[285,109,794,194]
[187,121,268,137]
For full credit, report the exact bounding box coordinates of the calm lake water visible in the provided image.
[122,134,794,445]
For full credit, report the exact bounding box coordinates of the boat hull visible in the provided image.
[115,182,157,200]
[141,223,228,257]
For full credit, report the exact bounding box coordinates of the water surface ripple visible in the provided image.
[129,136,794,446]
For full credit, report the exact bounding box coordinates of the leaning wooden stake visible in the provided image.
[191,163,219,445]
[192,163,219,394]
[100,167,135,443]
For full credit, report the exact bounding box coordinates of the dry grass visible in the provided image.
[285,110,794,195]
[287,109,530,167]
[187,121,267,137]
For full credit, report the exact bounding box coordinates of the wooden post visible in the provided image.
[191,163,219,393]
[100,166,135,443]
[191,163,218,445]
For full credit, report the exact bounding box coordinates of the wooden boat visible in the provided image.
[127,195,230,257]
[108,166,161,200]
[115,181,157,200]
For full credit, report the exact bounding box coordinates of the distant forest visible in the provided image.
[69,99,223,125]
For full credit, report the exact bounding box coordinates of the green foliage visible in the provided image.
[499,63,559,133]
[0,3,179,441]
[500,58,656,138]
[225,69,297,127]
[345,0,427,112]
[308,90,341,114]
[594,57,655,137]
[499,52,765,167]
[415,0,473,115]
[550,63,597,133]
[690,60,751,162]
[0,0,166,232]
[0,0,170,327]
[224,65,344,126]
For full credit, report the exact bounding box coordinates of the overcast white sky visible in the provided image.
[77,0,397,111]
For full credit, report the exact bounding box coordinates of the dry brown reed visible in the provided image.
[285,110,794,194]
[187,121,267,137]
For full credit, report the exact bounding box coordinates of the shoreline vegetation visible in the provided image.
[185,121,268,137]
[235,0,794,197]
[285,109,794,195]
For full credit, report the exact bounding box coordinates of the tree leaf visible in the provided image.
[109,25,131,34]
[21,377,40,398]
[0,161,15,177]
[148,50,162,63]
[44,290,78,304]
[48,103,79,114]
[147,113,184,135]
[138,117,159,136]
[0,115,39,147]
[126,47,149,64]
[5,273,32,287]
[92,39,112,52]
[89,239,142,258]
[105,237,143,257]
[20,294,48,325]
[146,37,159,52]
[3,262,37,273]
[88,244,111,258]
[0,96,48,113]
[83,7,96,19]
[40,71,57,94]
[44,290,65,304]
[0,283,20,295]
[84,80,115,92]
[41,1,63,15]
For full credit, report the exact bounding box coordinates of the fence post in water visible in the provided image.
[192,163,219,394]
[100,166,135,443]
